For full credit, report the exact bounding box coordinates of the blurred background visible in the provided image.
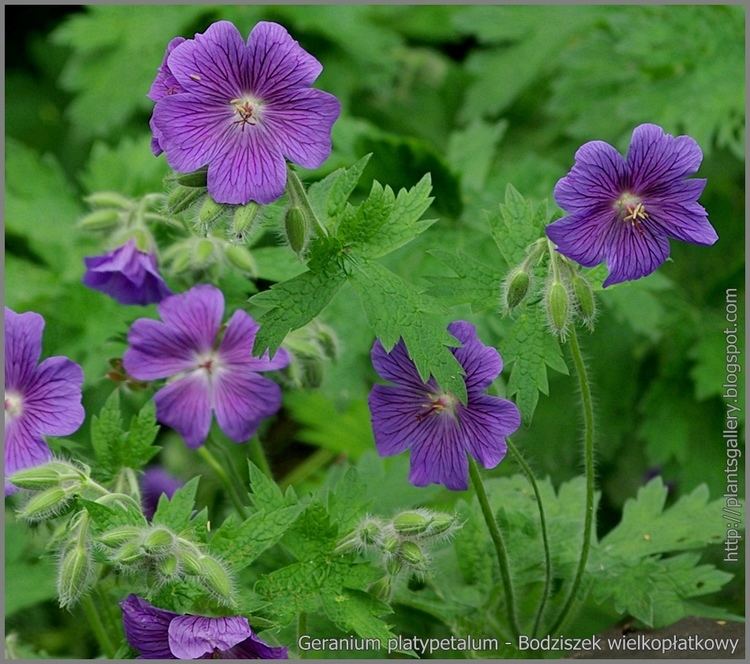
[5,4,745,657]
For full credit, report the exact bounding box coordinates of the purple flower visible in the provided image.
[141,467,184,520]
[546,123,718,287]
[148,37,186,156]
[368,321,521,491]
[83,240,172,306]
[120,594,287,659]
[4,308,84,495]
[150,21,341,205]
[123,285,289,448]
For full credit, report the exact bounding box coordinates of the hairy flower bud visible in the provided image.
[175,168,208,188]
[157,553,181,581]
[426,512,459,538]
[198,196,226,226]
[197,555,233,603]
[18,487,71,521]
[225,244,258,276]
[97,525,143,548]
[194,239,215,265]
[572,273,596,330]
[78,209,121,231]
[369,576,393,602]
[167,185,204,214]
[397,540,428,572]
[142,527,175,555]
[84,191,132,210]
[392,510,432,536]
[504,268,531,312]
[111,541,145,566]
[545,280,571,339]
[9,461,81,491]
[232,202,262,241]
[57,544,93,609]
[284,206,308,255]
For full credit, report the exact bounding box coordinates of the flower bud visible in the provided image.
[300,357,324,388]
[284,207,308,255]
[397,541,429,574]
[175,169,208,188]
[232,202,262,238]
[167,185,204,214]
[178,544,204,576]
[130,228,152,252]
[385,557,403,576]
[142,527,175,554]
[379,532,400,556]
[225,245,258,276]
[545,280,570,339]
[111,541,145,566]
[84,191,132,210]
[97,525,143,548]
[572,273,596,330]
[315,324,340,361]
[369,576,393,602]
[57,544,93,609]
[392,510,432,536]
[18,487,71,521]
[198,197,226,226]
[504,268,530,311]
[9,462,80,490]
[157,553,181,581]
[78,209,121,231]
[198,555,233,602]
[167,244,194,274]
[426,512,458,537]
[194,239,215,265]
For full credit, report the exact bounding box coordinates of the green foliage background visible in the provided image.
[4,4,745,658]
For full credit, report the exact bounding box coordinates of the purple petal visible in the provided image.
[262,88,340,169]
[554,140,627,212]
[141,467,184,520]
[448,321,502,395]
[213,371,282,442]
[370,339,429,392]
[23,357,84,437]
[4,308,44,391]
[408,418,469,491]
[120,594,178,659]
[546,206,618,268]
[246,21,323,99]
[459,395,520,470]
[625,123,703,193]
[158,285,224,354]
[168,615,252,659]
[124,318,201,381]
[218,310,290,370]
[168,21,248,100]
[368,384,430,457]
[226,633,289,659]
[647,199,718,246]
[154,374,212,448]
[205,128,287,205]
[152,92,232,174]
[148,36,186,102]
[4,420,51,496]
[603,223,671,287]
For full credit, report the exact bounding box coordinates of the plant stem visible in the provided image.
[81,594,116,658]
[297,612,308,657]
[506,438,551,638]
[286,166,329,237]
[197,446,249,520]
[280,448,336,490]
[467,456,521,640]
[247,436,273,479]
[547,326,595,634]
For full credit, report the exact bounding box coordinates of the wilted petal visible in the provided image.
[168,615,252,659]
[460,395,520,469]
[120,594,178,659]
[154,374,212,448]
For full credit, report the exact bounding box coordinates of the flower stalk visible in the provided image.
[197,446,249,520]
[286,166,329,238]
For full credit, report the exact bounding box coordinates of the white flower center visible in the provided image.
[614,192,649,233]
[5,391,23,420]
[230,95,263,129]
[418,392,460,422]
[194,351,224,378]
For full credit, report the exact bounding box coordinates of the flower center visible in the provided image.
[230,95,262,130]
[614,192,649,234]
[195,352,223,377]
[5,391,23,420]
[418,392,459,421]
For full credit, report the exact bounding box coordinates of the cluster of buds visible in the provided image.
[502,239,546,313]
[280,321,340,388]
[337,509,461,601]
[105,357,149,390]
[12,460,91,522]
[95,524,235,605]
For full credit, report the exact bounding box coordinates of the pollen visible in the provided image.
[5,391,24,419]
[230,95,262,130]
[615,192,649,235]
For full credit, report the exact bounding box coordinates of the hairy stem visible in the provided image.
[197,446,249,520]
[547,326,595,634]
[468,456,521,640]
[81,594,116,658]
[286,166,329,237]
[506,438,552,637]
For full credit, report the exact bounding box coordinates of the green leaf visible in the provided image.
[426,249,503,312]
[247,461,288,512]
[80,497,146,532]
[90,391,125,479]
[152,477,200,533]
[339,174,435,259]
[447,119,508,194]
[321,589,394,647]
[121,401,161,471]
[250,265,348,355]
[501,306,568,423]
[488,184,549,268]
[602,272,672,342]
[349,261,467,401]
[306,154,372,226]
